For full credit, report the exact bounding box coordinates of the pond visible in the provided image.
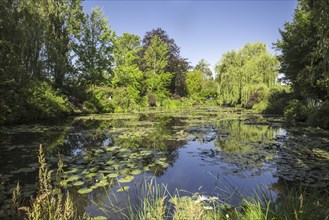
[1,106,329,218]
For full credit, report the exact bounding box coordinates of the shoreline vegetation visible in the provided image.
[1,0,328,129]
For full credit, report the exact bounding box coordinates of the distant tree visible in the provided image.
[142,35,172,102]
[195,59,213,79]
[112,33,143,108]
[186,70,204,98]
[75,7,115,87]
[215,43,279,106]
[140,28,189,96]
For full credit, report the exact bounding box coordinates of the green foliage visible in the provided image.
[0,80,72,124]
[75,7,115,86]
[142,35,173,105]
[140,28,189,96]
[27,82,73,120]
[215,43,279,107]
[186,70,218,101]
[84,87,114,113]
[162,99,182,109]
[275,0,329,101]
[194,59,213,79]
[284,99,308,124]
[264,86,292,115]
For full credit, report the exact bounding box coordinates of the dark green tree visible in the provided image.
[140,28,189,96]
[74,7,114,87]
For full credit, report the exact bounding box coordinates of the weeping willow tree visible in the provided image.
[215,43,279,107]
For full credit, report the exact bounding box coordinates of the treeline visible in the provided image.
[1,0,327,128]
[0,0,279,125]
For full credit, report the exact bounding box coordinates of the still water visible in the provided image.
[1,107,328,217]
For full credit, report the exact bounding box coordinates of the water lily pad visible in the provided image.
[91,216,107,220]
[66,175,81,182]
[117,186,130,192]
[107,173,119,178]
[118,175,134,183]
[85,173,96,179]
[72,181,84,186]
[78,188,93,194]
[95,180,108,187]
[131,169,142,175]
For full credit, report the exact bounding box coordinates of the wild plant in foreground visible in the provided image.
[13,145,78,220]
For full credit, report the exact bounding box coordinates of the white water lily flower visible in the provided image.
[203,206,213,210]
[209,196,219,201]
[199,195,209,201]
[195,195,208,204]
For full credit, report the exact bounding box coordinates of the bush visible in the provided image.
[284,99,308,124]
[162,99,182,109]
[256,85,291,115]
[84,86,114,113]
[27,81,73,120]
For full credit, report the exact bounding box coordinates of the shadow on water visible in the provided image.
[1,107,329,217]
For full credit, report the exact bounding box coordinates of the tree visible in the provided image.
[44,0,84,89]
[112,33,144,108]
[140,28,189,96]
[75,7,114,87]
[186,70,204,98]
[215,43,279,106]
[275,0,329,101]
[142,35,172,102]
[195,59,213,79]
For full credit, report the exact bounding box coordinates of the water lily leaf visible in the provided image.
[63,167,79,175]
[66,175,81,182]
[117,186,130,192]
[131,169,142,175]
[95,180,108,187]
[91,216,107,220]
[78,188,93,195]
[118,175,134,183]
[72,181,84,186]
[85,173,96,179]
[59,180,69,187]
[107,173,119,178]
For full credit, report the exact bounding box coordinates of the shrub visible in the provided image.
[27,81,73,120]
[284,99,308,124]
[162,99,182,109]
[84,86,114,113]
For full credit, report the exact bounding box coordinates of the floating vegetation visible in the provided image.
[78,187,93,195]
[117,186,130,192]
[58,143,171,193]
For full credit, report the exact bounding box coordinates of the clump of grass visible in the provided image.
[126,178,169,220]
[13,144,79,220]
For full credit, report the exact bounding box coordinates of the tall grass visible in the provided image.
[97,178,329,220]
[12,145,80,220]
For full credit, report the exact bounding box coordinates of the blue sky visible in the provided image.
[83,0,297,71]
